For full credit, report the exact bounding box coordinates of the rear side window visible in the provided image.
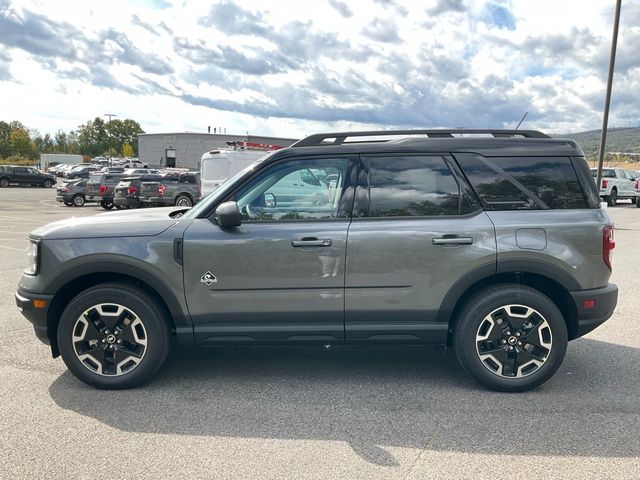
[458,156,586,210]
[364,155,474,217]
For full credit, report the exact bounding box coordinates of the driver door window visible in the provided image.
[235,158,349,221]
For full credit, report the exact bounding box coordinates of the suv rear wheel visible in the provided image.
[100,200,114,210]
[454,284,567,392]
[57,283,171,389]
[72,194,85,207]
[0,177,9,187]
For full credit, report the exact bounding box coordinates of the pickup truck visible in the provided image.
[139,171,201,208]
[591,167,636,206]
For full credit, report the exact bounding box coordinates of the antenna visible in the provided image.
[515,112,528,130]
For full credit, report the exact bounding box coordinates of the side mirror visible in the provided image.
[213,201,241,227]
[264,193,277,208]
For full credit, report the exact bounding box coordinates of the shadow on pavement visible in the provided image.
[49,338,640,465]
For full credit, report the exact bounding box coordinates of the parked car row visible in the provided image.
[56,167,200,210]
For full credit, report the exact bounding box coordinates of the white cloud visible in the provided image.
[0,0,638,138]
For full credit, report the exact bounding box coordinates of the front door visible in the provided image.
[182,156,355,344]
[345,154,497,343]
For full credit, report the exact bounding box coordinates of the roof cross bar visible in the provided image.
[292,129,549,147]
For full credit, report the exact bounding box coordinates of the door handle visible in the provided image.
[291,238,332,247]
[432,236,473,245]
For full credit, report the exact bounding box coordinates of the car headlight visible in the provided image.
[25,239,40,275]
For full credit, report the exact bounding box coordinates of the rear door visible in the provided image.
[344,154,496,344]
[182,155,356,344]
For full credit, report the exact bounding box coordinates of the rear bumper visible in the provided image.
[15,289,54,346]
[569,283,618,338]
[114,197,141,208]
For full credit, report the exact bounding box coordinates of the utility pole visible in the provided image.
[104,113,117,160]
[595,0,622,195]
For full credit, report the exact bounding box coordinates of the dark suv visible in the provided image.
[15,130,617,391]
[86,172,126,210]
[0,165,55,188]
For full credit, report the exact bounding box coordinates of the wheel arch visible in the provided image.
[440,262,579,345]
[46,263,194,357]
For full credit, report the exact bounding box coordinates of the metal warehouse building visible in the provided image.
[138,132,298,170]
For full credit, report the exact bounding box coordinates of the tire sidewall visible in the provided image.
[57,284,170,389]
[73,194,85,207]
[455,285,568,392]
[175,195,192,207]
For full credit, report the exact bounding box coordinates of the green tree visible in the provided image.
[0,121,10,158]
[33,132,55,153]
[107,119,144,156]
[9,127,35,158]
[77,117,109,157]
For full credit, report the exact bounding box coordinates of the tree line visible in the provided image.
[0,117,145,161]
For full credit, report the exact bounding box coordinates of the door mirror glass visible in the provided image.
[213,201,242,227]
[264,193,277,208]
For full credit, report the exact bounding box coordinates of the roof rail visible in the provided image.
[291,129,550,147]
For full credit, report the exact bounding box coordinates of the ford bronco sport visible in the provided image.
[15,130,618,391]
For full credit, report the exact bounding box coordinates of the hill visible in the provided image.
[554,127,640,161]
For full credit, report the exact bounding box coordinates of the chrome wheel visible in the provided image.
[72,303,147,376]
[475,304,552,378]
[175,195,192,207]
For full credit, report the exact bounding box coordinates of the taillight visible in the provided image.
[158,184,167,195]
[635,180,638,190]
[99,185,108,195]
[128,186,137,195]
[603,226,615,270]
[61,187,70,192]
[601,179,608,189]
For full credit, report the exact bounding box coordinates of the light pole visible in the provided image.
[595,0,622,193]
[104,113,117,162]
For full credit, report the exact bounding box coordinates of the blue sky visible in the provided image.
[0,0,638,137]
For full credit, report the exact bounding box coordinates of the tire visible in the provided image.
[43,178,54,188]
[174,194,193,207]
[607,188,617,206]
[64,201,73,207]
[72,194,85,207]
[454,284,568,392]
[0,177,9,188]
[57,283,171,389]
[632,196,637,205]
[100,200,114,210]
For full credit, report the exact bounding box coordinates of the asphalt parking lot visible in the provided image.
[1,186,639,479]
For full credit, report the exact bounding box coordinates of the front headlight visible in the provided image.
[25,239,40,275]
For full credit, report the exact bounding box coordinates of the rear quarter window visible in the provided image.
[458,156,587,210]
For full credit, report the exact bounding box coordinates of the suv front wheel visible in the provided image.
[454,284,567,392]
[57,283,171,389]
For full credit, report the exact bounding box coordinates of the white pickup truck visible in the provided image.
[591,167,636,206]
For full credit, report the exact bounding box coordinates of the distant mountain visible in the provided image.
[554,127,640,159]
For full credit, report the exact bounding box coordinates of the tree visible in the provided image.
[33,132,55,153]
[122,142,134,157]
[107,119,144,156]
[77,117,110,157]
[9,127,35,158]
[0,121,10,158]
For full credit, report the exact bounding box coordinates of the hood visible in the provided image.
[30,207,188,240]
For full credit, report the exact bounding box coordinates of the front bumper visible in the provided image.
[569,283,618,338]
[15,288,54,346]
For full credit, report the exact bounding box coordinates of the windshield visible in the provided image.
[183,161,262,219]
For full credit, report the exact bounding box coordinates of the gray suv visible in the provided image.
[15,130,618,391]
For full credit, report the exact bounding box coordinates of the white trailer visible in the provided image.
[39,154,83,171]
[200,149,272,196]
